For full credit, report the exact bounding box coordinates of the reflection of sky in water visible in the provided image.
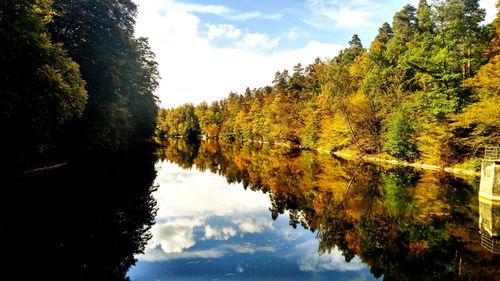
[128,161,376,280]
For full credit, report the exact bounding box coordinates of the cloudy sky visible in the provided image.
[134,0,497,108]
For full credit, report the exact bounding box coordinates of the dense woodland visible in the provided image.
[0,0,159,172]
[158,0,500,167]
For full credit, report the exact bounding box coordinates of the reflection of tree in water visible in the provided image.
[161,139,499,280]
[381,168,420,216]
[157,138,200,169]
[1,151,158,281]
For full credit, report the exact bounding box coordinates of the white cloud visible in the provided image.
[284,27,305,41]
[480,0,497,23]
[207,24,242,40]
[135,0,282,21]
[235,32,280,50]
[154,225,196,253]
[226,11,283,21]
[303,0,386,30]
[179,2,232,15]
[135,0,233,16]
[134,0,343,108]
[228,244,274,254]
[138,161,274,261]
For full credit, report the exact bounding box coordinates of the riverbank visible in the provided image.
[219,138,481,177]
[159,136,481,177]
[329,151,479,177]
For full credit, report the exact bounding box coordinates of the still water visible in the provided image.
[129,139,499,280]
[2,140,499,280]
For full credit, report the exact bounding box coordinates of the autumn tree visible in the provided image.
[452,0,500,148]
[0,0,87,170]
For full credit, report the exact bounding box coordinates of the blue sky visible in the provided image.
[134,0,497,108]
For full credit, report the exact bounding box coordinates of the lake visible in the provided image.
[2,139,499,280]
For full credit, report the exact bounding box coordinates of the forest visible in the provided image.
[158,0,500,168]
[0,0,159,173]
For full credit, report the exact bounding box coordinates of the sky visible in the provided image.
[134,0,498,109]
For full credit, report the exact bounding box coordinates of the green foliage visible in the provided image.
[381,168,420,215]
[1,0,159,171]
[0,0,88,168]
[49,0,159,151]
[384,111,419,160]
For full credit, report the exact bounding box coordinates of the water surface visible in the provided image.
[129,140,500,280]
[2,140,498,281]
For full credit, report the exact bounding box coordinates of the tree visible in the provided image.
[50,0,159,151]
[158,104,200,137]
[393,4,418,41]
[0,0,87,169]
[336,34,364,66]
[417,0,434,33]
[321,60,365,152]
[452,1,500,147]
[384,111,418,160]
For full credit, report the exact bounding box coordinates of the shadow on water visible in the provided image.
[1,150,158,281]
[155,139,500,281]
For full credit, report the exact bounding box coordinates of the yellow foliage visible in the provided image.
[415,122,452,165]
[411,173,451,222]
[349,52,369,81]
[316,113,351,151]
[462,55,500,99]
[453,55,500,146]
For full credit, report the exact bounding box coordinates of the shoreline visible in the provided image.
[329,151,479,177]
[163,136,481,177]
[218,137,481,177]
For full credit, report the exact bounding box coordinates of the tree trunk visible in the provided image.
[339,105,365,153]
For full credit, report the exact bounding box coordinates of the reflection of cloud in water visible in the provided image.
[144,215,274,259]
[294,240,365,272]
[142,161,367,275]
[146,217,204,253]
[140,161,275,260]
[204,225,237,240]
[234,217,273,233]
[139,247,225,262]
[154,161,197,184]
[139,243,274,262]
[153,162,270,218]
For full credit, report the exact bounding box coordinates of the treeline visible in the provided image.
[158,0,500,166]
[0,0,159,172]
